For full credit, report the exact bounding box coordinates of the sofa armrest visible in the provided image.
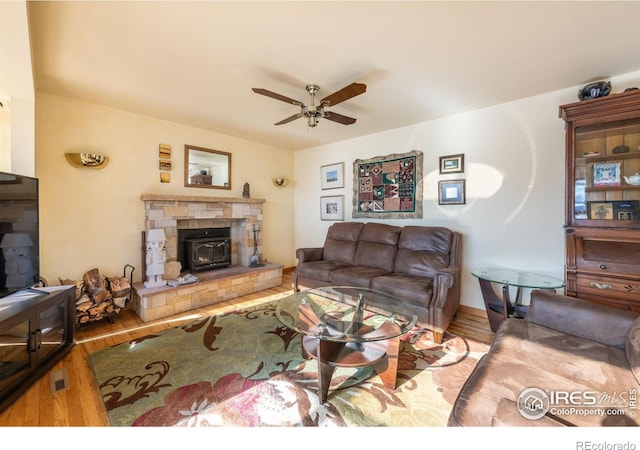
[295,247,323,263]
[430,266,460,309]
[525,290,639,349]
[434,267,455,288]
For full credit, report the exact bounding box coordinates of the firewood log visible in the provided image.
[83,269,113,305]
[59,278,85,301]
[76,302,93,313]
[88,301,110,317]
[113,297,127,309]
[107,276,131,298]
[77,314,89,324]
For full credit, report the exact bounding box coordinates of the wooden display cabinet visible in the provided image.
[560,90,640,312]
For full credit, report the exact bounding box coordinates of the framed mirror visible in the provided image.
[184,145,231,190]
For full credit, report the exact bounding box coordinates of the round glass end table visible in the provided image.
[471,268,565,332]
[275,286,417,404]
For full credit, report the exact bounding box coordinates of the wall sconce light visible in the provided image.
[65,153,109,169]
[272,177,289,187]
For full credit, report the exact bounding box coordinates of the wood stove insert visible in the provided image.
[178,227,231,272]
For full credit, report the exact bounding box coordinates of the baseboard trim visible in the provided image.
[457,304,487,319]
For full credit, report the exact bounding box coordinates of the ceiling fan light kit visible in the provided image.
[252,82,366,128]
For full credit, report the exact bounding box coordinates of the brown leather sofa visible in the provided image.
[293,222,462,343]
[449,290,640,426]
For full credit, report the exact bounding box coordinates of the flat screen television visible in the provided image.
[0,171,39,299]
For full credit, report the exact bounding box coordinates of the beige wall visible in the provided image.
[35,92,295,283]
[0,1,35,176]
[294,70,640,311]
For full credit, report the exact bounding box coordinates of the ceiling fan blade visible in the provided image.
[323,111,357,125]
[320,82,366,106]
[275,112,304,125]
[252,88,303,106]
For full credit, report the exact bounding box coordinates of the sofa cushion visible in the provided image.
[359,222,401,246]
[448,354,566,427]
[627,316,640,385]
[329,265,390,288]
[352,223,401,272]
[494,319,636,393]
[371,274,433,308]
[322,222,364,264]
[295,260,351,283]
[394,227,452,276]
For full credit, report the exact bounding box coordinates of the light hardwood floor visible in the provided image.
[0,270,492,426]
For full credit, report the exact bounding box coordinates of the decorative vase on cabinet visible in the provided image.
[560,89,640,312]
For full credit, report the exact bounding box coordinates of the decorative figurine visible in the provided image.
[144,229,167,288]
[243,182,250,199]
[0,233,35,291]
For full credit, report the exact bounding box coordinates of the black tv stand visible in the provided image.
[0,285,75,412]
[17,287,49,297]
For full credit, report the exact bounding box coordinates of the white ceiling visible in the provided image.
[27,1,640,151]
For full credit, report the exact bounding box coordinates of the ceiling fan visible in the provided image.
[252,82,366,128]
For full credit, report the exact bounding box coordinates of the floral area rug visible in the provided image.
[88,301,488,427]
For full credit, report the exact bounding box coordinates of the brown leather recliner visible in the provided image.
[293,222,462,343]
[448,290,640,426]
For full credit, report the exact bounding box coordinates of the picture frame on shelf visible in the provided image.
[593,162,621,187]
[618,211,634,220]
[439,154,464,174]
[320,162,344,190]
[588,201,613,220]
[613,200,639,220]
[438,179,465,205]
[320,195,344,221]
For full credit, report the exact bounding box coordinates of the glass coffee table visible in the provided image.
[276,286,417,404]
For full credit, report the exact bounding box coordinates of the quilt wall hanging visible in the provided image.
[353,150,423,219]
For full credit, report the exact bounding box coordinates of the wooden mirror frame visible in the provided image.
[184,145,231,190]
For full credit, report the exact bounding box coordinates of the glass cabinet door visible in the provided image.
[0,318,31,393]
[573,117,640,225]
[37,298,66,362]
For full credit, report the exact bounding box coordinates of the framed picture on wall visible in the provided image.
[321,162,344,190]
[438,179,465,205]
[320,195,344,221]
[439,154,464,174]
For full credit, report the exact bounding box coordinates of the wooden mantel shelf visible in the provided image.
[141,194,265,204]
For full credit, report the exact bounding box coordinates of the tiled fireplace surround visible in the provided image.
[132,194,283,322]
